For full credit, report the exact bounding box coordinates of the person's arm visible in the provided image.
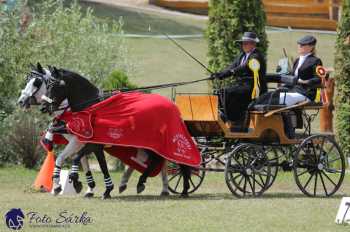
[297,59,322,86]
[211,56,241,79]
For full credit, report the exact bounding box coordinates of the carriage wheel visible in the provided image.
[167,162,205,194]
[225,144,271,197]
[264,146,283,190]
[293,134,345,197]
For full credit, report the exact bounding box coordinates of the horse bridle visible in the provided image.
[22,71,48,106]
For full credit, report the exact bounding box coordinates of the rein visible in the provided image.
[49,76,212,113]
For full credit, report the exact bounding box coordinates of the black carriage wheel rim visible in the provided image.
[167,163,206,194]
[293,135,345,197]
[225,144,271,197]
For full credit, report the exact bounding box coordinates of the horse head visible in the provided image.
[46,68,100,113]
[45,66,68,114]
[17,62,51,109]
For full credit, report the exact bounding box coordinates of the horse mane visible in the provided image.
[58,69,100,112]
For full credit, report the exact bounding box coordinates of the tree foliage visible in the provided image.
[335,0,350,156]
[0,0,130,118]
[207,0,268,74]
[0,0,132,167]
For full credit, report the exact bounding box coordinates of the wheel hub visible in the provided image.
[246,168,252,175]
[317,163,324,170]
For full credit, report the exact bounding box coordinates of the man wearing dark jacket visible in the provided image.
[211,32,267,126]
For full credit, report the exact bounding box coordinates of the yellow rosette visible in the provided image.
[248,58,261,99]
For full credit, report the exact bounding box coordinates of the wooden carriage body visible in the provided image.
[175,94,326,144]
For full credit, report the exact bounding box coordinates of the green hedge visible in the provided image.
[207,0,268,74]
[335,0,350,157]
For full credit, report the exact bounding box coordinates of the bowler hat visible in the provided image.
[237,32,260,43]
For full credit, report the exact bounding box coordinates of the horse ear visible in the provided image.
[48,65,53,73]
[37,62,44,74]
[29,63,36,70]
[51,67,60,79]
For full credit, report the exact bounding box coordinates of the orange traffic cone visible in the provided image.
[33,151,55,192]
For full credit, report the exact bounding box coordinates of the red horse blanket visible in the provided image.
[55,92,200,176]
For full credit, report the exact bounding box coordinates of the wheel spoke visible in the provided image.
[327,157,341,164]
[258,174,266,186]
[247,176,255,195]
[168,172,180,182]
[319,137,326,157]
[252,174,265,189]
[174,175,182,192]
[243,176,247,196]
[297,168,314,177]
[192,171,203,178]
[236,174,245,186]
[321,170,337,187]
[326,143,335,156]
[303,172,315,190]
[257,169,269,177]
[313,171,318,196]
[319,171,328,196]
[324,168,342,174]
[311,143,319,163]
[189,176,196,189]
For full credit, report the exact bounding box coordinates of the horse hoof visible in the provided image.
[160,191,170,197]
[136,183,145,194]
[88,181,96,189]
[73,181,83,194]
[102,194,111,200]
[102,184,114,198]
[53,186,62,196]
[69,173,78,182]
[180,192,189,198]
[84,192,94,198]
[119,185,127,194]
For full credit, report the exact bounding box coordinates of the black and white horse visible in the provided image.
[45,67,191,197]
[18,63,170,198]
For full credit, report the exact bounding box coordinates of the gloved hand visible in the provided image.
[41,137,53,152]
[210,72,224,80]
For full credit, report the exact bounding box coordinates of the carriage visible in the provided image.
[167,75,346,197]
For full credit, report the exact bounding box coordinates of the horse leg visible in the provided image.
[179,164,191,198]
[136,149,162,194]
[53,135,84,195]
[80,156,96,198]
[93,144,114,199]
[160,160,170,196]
[70,144,94,194]
[119,166,134,194]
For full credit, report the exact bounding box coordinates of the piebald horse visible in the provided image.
[17,63,170,198]
[44,66,191,197]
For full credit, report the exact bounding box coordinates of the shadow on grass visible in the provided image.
[262,192,347,199]
[88,192,347,202]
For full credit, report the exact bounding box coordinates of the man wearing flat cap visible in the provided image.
[211,32,267,131]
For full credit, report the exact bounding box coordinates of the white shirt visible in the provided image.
[294,53,311,76]
[240,48,256,65]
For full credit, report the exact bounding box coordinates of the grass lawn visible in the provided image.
[0,166,349,232]
[0,3,346,232]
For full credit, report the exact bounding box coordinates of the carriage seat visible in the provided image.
[250,101,324,113]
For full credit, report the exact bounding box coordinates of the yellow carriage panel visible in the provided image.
[175,95,222,136]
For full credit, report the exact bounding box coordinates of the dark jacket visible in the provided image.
[291,54,322,100]
[216,49,267,94]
